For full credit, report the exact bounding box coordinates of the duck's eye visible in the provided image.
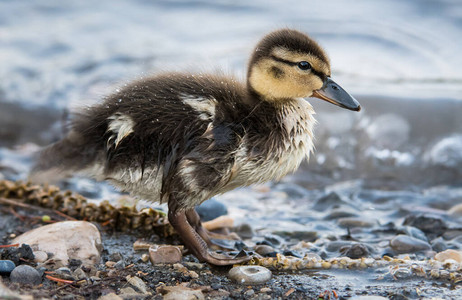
[297,61,311,71]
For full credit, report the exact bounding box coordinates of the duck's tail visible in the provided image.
[29,131,96,184]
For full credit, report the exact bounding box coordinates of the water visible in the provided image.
[1,0,461,110]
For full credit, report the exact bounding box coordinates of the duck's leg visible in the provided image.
[168,202,250,266]
[185,209,240,250]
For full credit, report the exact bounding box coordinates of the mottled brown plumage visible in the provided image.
[31,29,360,265]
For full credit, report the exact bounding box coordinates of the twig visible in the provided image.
[9,207,25,221]
[46,275,75,285]
[0,197,76,221]
[0,243,19,248]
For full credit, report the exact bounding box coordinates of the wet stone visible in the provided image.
[10,265,42,285]
[324,205,359,219]
[431,237,448,253]
[340,243,370,259]
[0,260,15,275]
[255,245,277,257]
[402,226,427,242]
[403,214,447,234]
[228,266,272,285]
[233,223,254,239]
[196,198,227,222]
[338,217,375,228]
[312,192,349,211]
[390,234,432,254]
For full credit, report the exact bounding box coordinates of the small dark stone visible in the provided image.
[68,259,82,268]
[431,237,448,253]
[211,283,222,290]
[233,223,254,239]
[313,192,349,211]
[10,265,42,285]
[340,243,370,259]
[0,260,16,275]
[1,244,35,265]
[109,252,123,262]
[196,198,228,221]
[403,214,447,235]
[282,250,302,258]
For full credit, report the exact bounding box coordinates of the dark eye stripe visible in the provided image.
[269,55,326,82]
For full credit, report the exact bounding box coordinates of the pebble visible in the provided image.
[233,223,255,239]
[149,245,182,264]
[431,237,448,252]
[402,226,427,242]
[260,287,272,293]
[244,289,255,297]
[196,198,228,221]
[0,260,16,275]
[141,254,149,262]
[33,251,48,263]
[337,217,375,228]
[157,284,205,300]
[109,252,123,262]
[435,249,462,263]
[340,243,370,259]
[228,266,272,285]
[10,265,42,285]
[13,221,102,266]
[448,203,462,217]
[312,192,349,211]
[255,245,277,257]
[73,268,87,280]
[390,234,432,253]
[127,275,148,294]
[403,214,447,234]
[203,215,234,231]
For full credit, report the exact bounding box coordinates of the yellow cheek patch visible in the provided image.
[272,47,330,75]
[249,59,322,100]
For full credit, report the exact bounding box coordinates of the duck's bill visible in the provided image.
[311,78,361,112]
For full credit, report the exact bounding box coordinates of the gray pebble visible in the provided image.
[229,266,271,285]
[255,245,277,256]
[196,198,228,221]
[0,260,16,275]
[10,265,42,285]
[402,226,428,242]
[390,234,431,253]
[244,289,255,297]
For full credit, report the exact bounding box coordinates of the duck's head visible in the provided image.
[247,29,360,111]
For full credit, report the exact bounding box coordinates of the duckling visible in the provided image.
[31,29,360,266]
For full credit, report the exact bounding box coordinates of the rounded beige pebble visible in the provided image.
[228,266,271,285]
[33,251,48,263]
[435,249,462,263]
[149,245,182,264]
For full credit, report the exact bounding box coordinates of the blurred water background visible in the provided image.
[1,0,462,251]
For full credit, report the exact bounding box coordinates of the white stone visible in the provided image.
[13,221,102,266]
[435,249,462,263]
[228,266,272,285]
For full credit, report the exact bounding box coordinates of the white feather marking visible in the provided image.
[107,113,135,147]
[181,94,218,120]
